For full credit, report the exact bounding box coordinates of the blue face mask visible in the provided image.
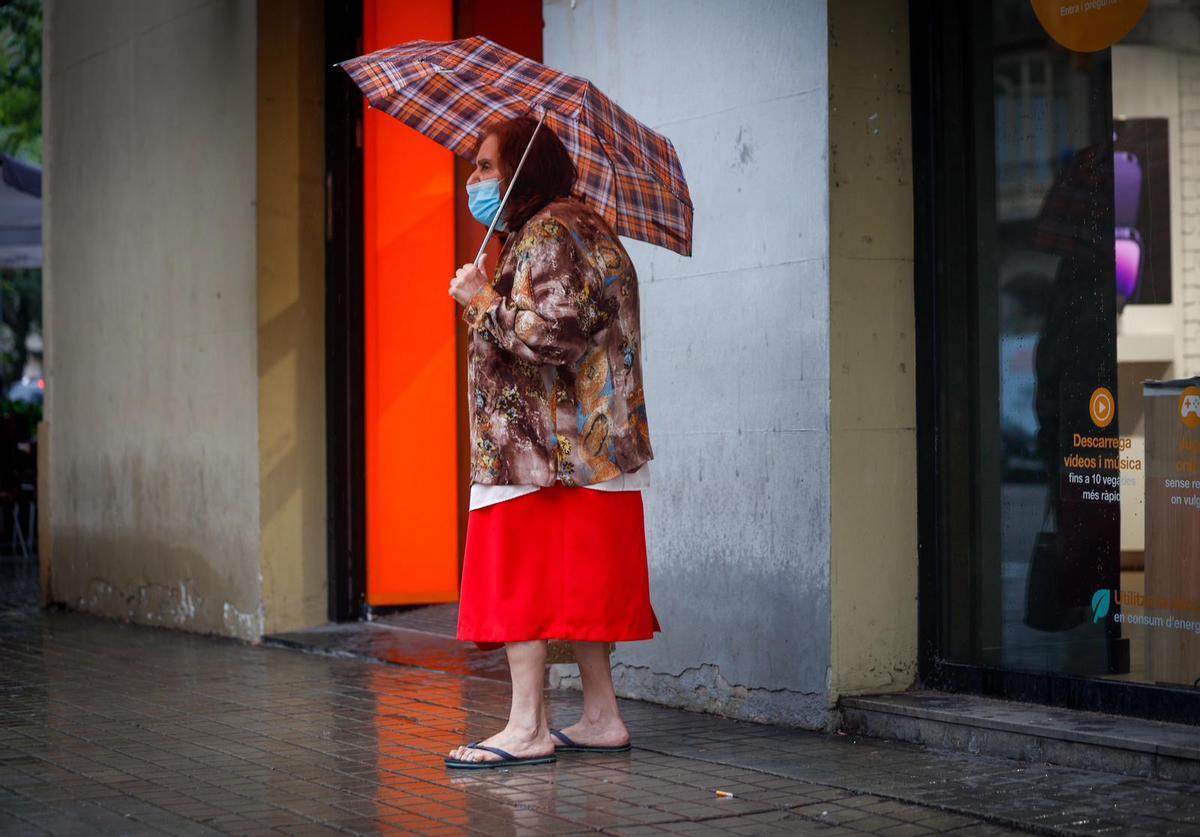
[466,178,508,231]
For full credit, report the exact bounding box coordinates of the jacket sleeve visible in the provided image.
[461,217,592,367]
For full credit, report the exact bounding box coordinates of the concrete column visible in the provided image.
[41,0,328,640]
[42,0,263,638]
[828,0,919,698]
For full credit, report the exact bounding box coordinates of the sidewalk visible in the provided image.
[3,556,1200,835]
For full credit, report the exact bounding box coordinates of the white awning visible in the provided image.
[0,154,41,269]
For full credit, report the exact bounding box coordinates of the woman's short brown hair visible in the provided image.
[483,115,577,234]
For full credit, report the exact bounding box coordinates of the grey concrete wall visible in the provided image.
[544,0,832,727]
[42,0,263,639]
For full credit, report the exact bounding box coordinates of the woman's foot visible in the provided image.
[552,716,630,749]
[447,724,555,764]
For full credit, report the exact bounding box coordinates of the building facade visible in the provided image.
[38,0,1200,731]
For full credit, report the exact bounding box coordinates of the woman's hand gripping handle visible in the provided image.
[449,252,490,307]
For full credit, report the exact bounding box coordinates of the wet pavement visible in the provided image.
[263,602,522,684]
[3,552,1200,835]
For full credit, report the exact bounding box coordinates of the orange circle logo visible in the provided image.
[1090,386,1115,428]
[1180,386,1200,430]
[1030,0,1148,53]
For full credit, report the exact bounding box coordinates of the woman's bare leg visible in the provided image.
[553,641,629,747]
[447,640,555,763]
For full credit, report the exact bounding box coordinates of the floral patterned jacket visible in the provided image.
[462,195,654,486]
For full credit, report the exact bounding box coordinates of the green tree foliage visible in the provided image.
[0,0,41,163]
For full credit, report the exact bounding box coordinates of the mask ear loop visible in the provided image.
[473,106,547,269]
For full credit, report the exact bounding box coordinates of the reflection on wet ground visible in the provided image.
[266,618,512,683]
[5,552,1200,835]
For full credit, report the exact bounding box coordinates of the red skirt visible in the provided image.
[457,483,662,650]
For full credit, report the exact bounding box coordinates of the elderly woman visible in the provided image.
[444,115,660,769]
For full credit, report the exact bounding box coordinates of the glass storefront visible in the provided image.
[918,0,1200,712]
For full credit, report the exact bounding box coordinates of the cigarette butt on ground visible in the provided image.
[715,790,735,798]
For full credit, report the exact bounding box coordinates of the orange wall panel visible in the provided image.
[364,0,458,605]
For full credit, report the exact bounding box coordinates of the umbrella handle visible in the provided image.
[473,106,548,268]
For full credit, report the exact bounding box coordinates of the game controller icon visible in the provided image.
[1184,395,1200,419]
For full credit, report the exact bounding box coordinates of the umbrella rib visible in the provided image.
[590,130,693,209]
[580,86,692,208]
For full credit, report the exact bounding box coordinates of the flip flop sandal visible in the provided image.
[550,728,632,753]
[444,740,557,769]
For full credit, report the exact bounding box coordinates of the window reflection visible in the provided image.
[964,0,1200,689]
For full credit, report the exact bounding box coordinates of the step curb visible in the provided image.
[840,691,1200,784]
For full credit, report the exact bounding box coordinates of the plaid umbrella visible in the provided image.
[337,35,694,257]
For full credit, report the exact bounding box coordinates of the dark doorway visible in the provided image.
[324,0,543,623]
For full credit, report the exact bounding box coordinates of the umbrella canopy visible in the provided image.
[338,36,693,257]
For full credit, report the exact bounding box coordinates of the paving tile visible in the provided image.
[2,556,1198,837]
